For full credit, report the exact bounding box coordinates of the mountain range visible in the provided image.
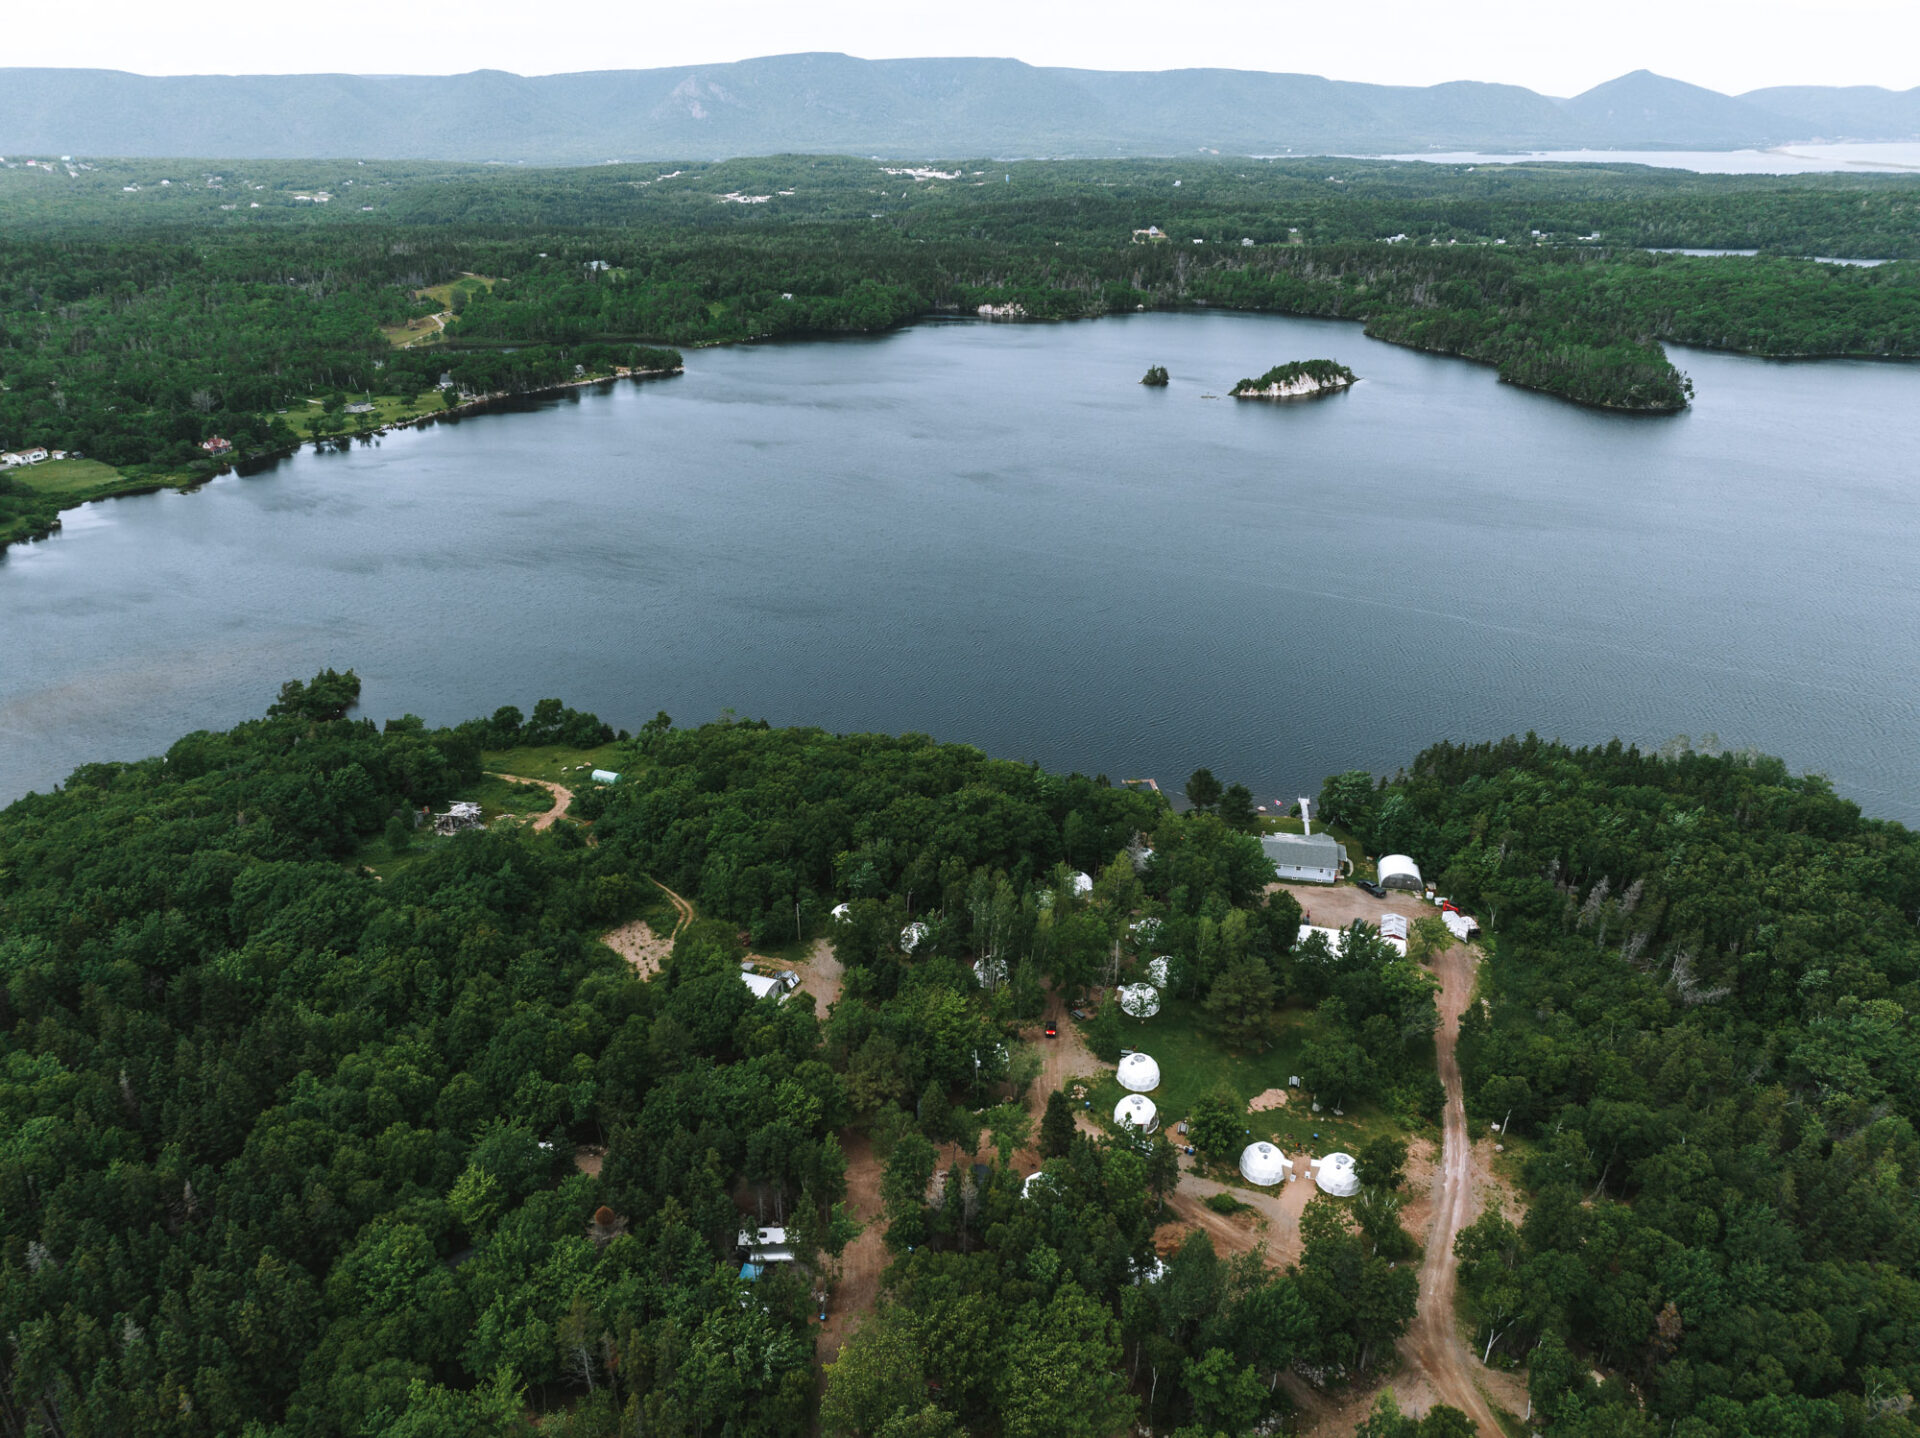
[2,56,1917,162]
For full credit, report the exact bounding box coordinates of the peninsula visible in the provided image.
[1230,358,1357,399]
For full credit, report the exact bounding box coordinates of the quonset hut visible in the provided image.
[1377,855,1424,891]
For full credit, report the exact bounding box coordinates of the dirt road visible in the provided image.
[817,1128,888,1365]
[488,773,573,831]
[650,878,695,940]
[1168,1167,1312,1267]
[1394,936,1503,1434]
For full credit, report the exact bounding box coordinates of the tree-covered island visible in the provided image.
[1229,358,1357,399]
[1141,364,1170,386]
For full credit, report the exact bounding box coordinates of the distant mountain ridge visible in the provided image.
[0,55,1915,162]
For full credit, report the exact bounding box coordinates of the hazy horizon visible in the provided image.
[17,1,1920,98]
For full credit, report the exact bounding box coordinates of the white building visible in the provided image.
[741,967,798,1003]
[1261,833,1350,885]
[737,1225,796,1263]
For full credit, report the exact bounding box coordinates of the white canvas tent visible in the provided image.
[1239,1142,1293,1186]
[1117,1051,1161,1092]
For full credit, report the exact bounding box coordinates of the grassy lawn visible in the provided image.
[1080,995,1414,1157]
[13,458,128,496]
[481,742,627,787]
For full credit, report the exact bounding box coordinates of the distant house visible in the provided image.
[1130,225,1169,244]
[199,436,234,455]
[2,447,49,467]
[1261,832,1350,885]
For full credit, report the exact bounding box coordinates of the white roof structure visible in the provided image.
[741,970,795,1003]
[737,1226,796,1262]
[1118,983,1160,1018]
[1378,855,1423,891]
[1114,1094,1159,1132]
[1379,913,1409,941]
[1071,871,1094,895]
[1117,1051,1161,1091]
[590,769,620,784]
[1021,1170,1056,1200]
[1311,1152,1360,1197]
[1147,956,1173,989]
[900,921,929,952]
[1297,923,1349,956]
[831,903,852,921]
[974,956,1009,988]
[1239,1142,1293,1186]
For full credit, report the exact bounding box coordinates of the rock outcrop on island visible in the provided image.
[1230,359,1356,399]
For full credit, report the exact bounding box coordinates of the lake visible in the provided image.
[1373,142,1920,174]
[5,312,1920,822]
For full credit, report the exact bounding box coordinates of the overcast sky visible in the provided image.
[15,0,1918,96]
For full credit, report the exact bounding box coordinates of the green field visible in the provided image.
[13,457,127,496]
[1081,995,1415,1159]
[481,742,626,786]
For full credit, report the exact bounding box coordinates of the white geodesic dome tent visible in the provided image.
[1131,917,1163,945]
[1118,983,1161,1018]
[974,956,1009,988]
[1114,1094,1159,1133]
[1239,1142,1293,1187]
[1022,1170,1056,1200]
[1117,1051,1161,1092]
[830,903,852,921]
[900,921,929,952]
[1311,1152,1360,1197]
[1147,956,1174,989]
[1071,871,1094,895]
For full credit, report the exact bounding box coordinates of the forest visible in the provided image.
[2,152,1918,546]
[1324,740,1920,1438]
[3,675,1915,1436]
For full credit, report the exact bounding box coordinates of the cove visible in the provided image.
[3,311,1919,822]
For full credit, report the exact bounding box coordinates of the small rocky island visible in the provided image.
[1140,365,1170,386]
[1230,358,1356,399]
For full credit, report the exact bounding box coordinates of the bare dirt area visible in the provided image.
[574,1145,605,1177]
[796,938,845,1010]
[1250,1086,1292,1112]
[817,1128,888,1365]
[1389,936,1522,1434]
[489,772,573,831]
[1272,880,1431,932]
[1166,1166,1312,1267]
[601,918,672,979]
[1398,1134,1439,1247]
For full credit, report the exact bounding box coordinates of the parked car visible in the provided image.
[1355,878,1386,898]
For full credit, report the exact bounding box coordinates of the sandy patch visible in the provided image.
[1249,1087,1291,1112]
[574,1145,605,1177]
[601,917,672,978]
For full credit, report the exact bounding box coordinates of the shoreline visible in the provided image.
[0,366,683,557]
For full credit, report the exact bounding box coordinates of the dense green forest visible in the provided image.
[4,675,1915,1435]
[1323,742,1920,1438]
[2,154,1917,545]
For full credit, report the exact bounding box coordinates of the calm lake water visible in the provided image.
[5,312,1920,822]
[1375,143,1920,174]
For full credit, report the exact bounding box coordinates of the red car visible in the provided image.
[1044,1023,1058,1038]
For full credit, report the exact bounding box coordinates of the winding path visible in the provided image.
[487,772,573,831]
[650,878,695,940]
[1397,937,1502,1434]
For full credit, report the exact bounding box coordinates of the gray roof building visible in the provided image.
[1261,832,1349,884]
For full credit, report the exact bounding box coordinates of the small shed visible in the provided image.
[1379,913,1409,941]
[1239,1142,1293,1186]
[1114,1094,1159,1133]
[590,769,620,784]
[1117,1051,1161,1092]
[1261,832,1349,885]
[1377,855,1423,891]
[1310,1152,1360,1197]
